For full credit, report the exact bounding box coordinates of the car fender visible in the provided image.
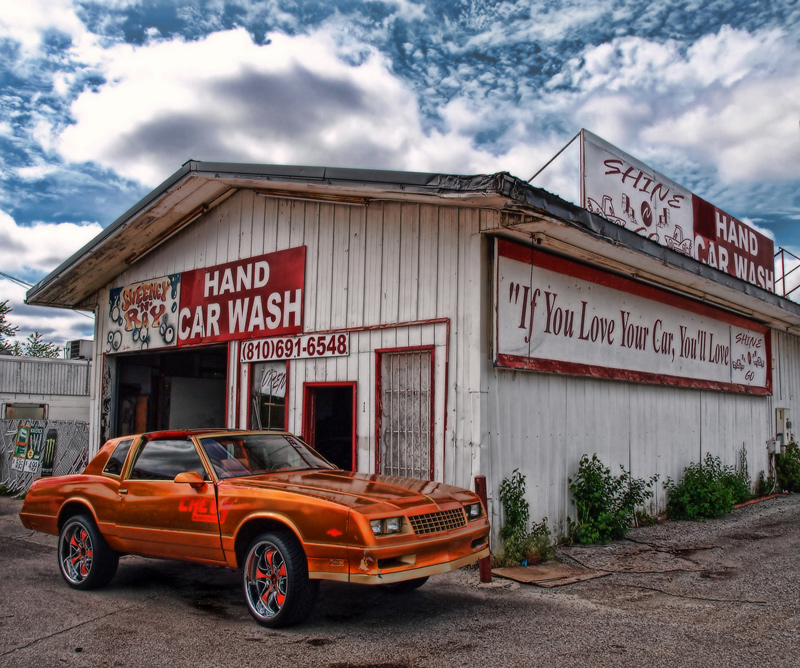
[57,497,99,530]
[227,510,308,569]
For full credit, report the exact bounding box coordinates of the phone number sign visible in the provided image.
[241,332,349,363]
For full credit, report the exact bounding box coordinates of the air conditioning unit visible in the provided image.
[67,339,94,360]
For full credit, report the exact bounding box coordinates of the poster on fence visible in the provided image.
[23,425,45,474]
[41,428,58,477]
[10,425,29,472]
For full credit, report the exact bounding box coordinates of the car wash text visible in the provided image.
[177,246,306,346]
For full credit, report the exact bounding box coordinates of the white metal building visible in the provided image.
[25,162,800,533]
[0,354,92,421]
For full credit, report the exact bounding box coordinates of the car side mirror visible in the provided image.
[174,471,206,489]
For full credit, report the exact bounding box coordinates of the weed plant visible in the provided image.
[775,442,800,492]
[665,452,752,520]
[568,454,657,544]
[496,469,556,566]
[755,470,775,497]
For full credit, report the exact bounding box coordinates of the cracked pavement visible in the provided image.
[1,493,799,667]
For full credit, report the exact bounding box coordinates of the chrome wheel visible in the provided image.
[242,531,317,627]
[57,514,118,590]
[245,539,288,620]
[60,521,94,585]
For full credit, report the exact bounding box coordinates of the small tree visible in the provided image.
[0,300,60,358]
[497,469,556,565]
[0,300,18,352]
[15,332,60,358]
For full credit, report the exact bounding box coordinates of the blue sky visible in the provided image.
[1,0,799,347]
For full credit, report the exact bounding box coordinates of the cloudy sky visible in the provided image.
[1,0,799,349]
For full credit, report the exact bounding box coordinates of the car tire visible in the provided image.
[58,514,119,590]
[243,530,319,627]
[379,576,429,593]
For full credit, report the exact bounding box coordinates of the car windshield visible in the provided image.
[200,433,336,479]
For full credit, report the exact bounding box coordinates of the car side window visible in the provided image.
[128,439,207,481]
[103,439,134,476]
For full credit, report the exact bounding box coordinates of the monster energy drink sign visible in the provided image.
[41,429,58,477]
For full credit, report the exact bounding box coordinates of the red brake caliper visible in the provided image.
[71,529,91,576]
[258,548,286,608]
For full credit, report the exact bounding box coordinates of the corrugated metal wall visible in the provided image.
[485,369,773,536]
[0,357,90,396]
[91,191,494,491]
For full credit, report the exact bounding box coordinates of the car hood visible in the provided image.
[220,470,473,512]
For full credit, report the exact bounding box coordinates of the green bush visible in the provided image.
[775,442,800,492]
[568,454,656,544]
[496,469,556,566]
[665,452,752,520]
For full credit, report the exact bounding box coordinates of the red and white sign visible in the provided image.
[178,247,305,346]
[581,130,774,291]
[495,239,770,394]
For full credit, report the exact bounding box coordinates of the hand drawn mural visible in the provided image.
[107,275,181,352]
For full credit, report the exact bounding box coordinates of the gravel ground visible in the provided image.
[1,493,798,667]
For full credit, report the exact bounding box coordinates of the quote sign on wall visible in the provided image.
[494,239,770,394]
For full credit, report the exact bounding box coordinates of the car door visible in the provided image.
[114,437,226,564]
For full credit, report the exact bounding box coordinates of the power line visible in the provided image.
[0,270,32,288]
[0,271,94,319]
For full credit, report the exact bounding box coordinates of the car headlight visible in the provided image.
[370,517,403,535]
[464,503,482,520]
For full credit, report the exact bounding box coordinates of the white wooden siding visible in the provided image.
[91,191,492,492]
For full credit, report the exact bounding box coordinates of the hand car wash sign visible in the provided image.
[178,246,305,345]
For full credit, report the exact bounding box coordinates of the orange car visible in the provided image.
[19,429,490,627]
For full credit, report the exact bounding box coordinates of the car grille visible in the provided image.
[408,508,466,535]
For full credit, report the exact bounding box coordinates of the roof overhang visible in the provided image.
[26,160,800,333]
[25,162,511,309]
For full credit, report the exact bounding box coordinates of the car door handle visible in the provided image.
[118,489,128,495]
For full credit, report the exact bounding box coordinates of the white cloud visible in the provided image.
[0,277,94,349]
[0,0,93,59]
[45,24,581,188]
[0,209,102,278]
[553,27,800,185]
[0,210,101,347]
[457,1,611,52]
[369,0,428,22]
[55,28,437,184]
[15,164,59,181]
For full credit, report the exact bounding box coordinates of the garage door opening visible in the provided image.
[303,383,355,471]
[115,345,227,435]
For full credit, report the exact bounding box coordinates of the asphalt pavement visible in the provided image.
[1,493,798,667]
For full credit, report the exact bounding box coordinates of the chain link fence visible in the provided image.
[1,420,90,494]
